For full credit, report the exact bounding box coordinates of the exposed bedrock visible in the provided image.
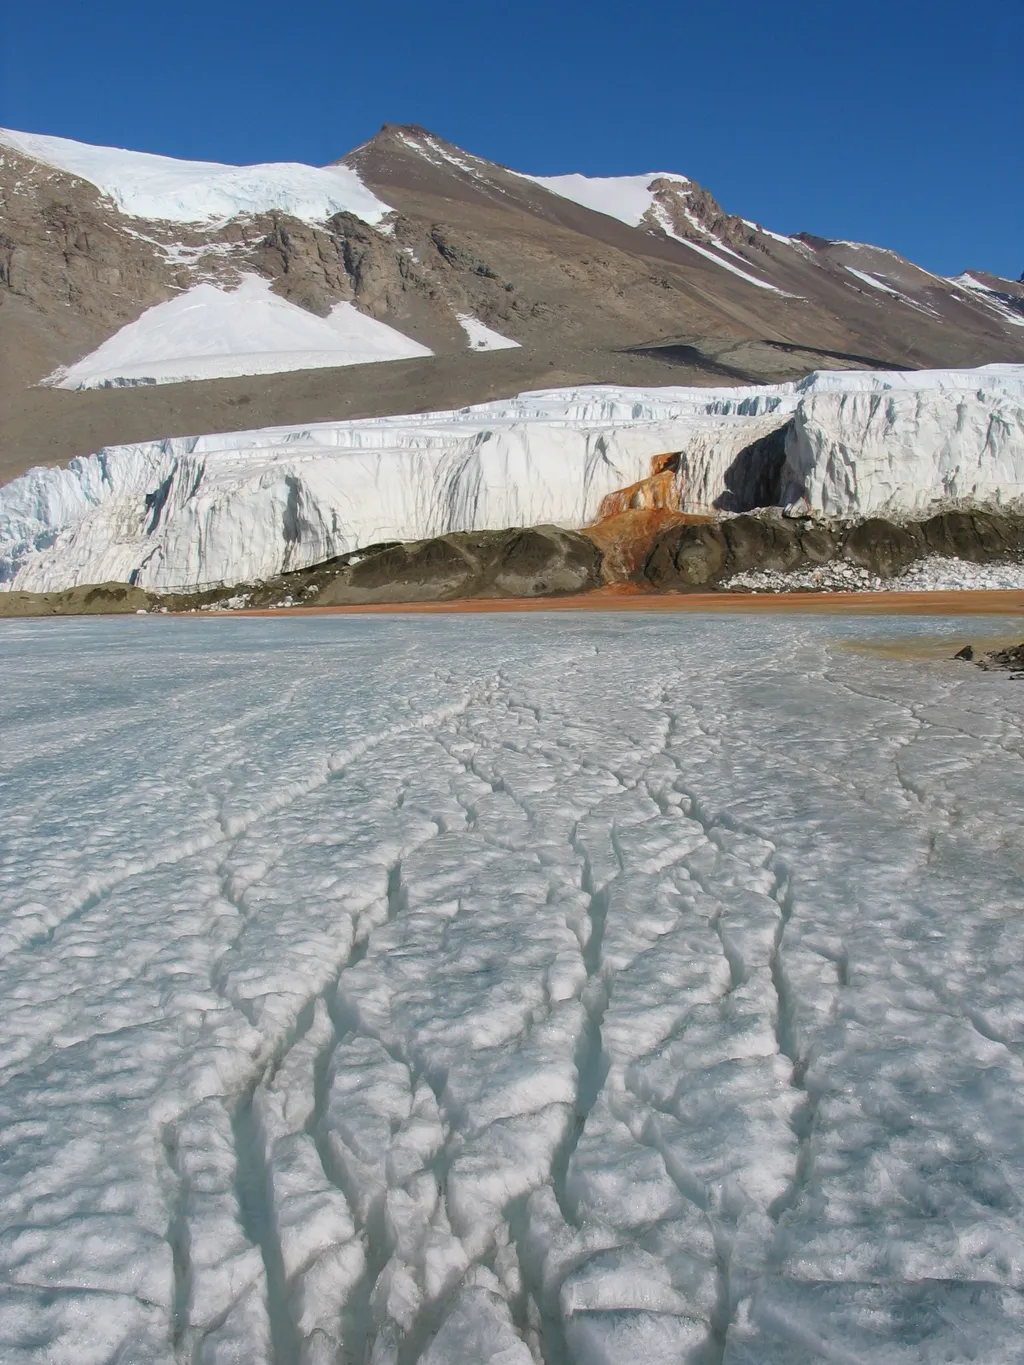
[0,527,603,614]
[641,508,1024,589]
[0,581,155,617]
[315,525,603,604]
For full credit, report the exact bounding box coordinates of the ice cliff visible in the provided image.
[1,366,1022,592]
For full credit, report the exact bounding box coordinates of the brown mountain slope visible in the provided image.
[1,122,1021,485]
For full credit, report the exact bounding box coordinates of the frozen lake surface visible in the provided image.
[1,613,1023,1365]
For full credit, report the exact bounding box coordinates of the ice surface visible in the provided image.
[0,127,392,226]
[4,366,1024,594]
[46,275,433,389]
[781,384,1024,516]
[2,611,1024,1363]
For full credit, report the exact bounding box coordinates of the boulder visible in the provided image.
[643,523,728,587]
[842,519,923,578]
[721,515,804,573]
[799,524,840,563]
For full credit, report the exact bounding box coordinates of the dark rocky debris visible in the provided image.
[314,525,602,604]
[955,641,1024,677]
[642,509,1024,590]
[3,510,1023,617]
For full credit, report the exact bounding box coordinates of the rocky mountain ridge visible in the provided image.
[1,122,1023,486]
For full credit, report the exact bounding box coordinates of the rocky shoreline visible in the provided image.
[954,641,1024,675]
[2,507,1023,617]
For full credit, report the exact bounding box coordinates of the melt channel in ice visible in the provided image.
[2,611,1024,1363]
[1,364,1023,593]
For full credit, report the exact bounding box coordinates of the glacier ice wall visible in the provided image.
[1,365,1023,592]
[782,384,1024,515]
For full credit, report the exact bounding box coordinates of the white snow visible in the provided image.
[47,274,432,388]
[518,170,690,227]
[741,218,794,245]
[951,273,1024,329]
[396,129,487,181]
[671,234,790,293]
[643,202,791,294]
[954,271,1009,295]
[455,314,521,351]
[842,264,940,320]
[0,126,392,226]
[2,612,1024,1363]
[844,264,901,296]
[3,366,1024,592]
[521,169,793,296]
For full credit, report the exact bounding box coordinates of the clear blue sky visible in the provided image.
[2,0,1021,280]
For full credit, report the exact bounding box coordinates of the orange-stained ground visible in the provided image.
[580,508,713,581]
[232,585,1024,618]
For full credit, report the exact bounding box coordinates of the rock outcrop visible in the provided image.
[642,509,1024,589]
[0,581,154,616]
[314,526,602,604]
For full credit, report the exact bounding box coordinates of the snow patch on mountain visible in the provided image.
[2,367,1023,593]
[672,234,790,294]
[741,218,793,245]
[518,170,690,227]
[951,273,1024,329]
[0,126,392,225]
[845,265,901,296]
[394,129,487,181]
[46,275,432,388]
[843,264,941,320]
[456,315,521,351]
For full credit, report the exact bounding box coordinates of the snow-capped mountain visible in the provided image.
[2,122,1023,488]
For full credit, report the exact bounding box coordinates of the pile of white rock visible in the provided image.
[724,555,1024,594]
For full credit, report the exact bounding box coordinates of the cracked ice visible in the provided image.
[1,613,1023,1364]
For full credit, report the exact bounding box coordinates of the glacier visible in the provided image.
[0,126,393,226]
[1,365,1023,593]
[2,611,1023,1363]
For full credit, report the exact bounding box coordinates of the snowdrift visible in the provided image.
[48,275,433,389]
[1,366,1022,592]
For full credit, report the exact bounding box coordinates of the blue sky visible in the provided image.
[2,0,1021,279]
